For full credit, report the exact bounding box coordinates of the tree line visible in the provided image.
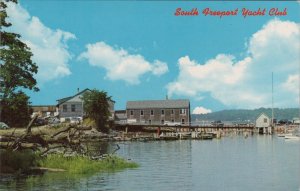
[192,108,299,122]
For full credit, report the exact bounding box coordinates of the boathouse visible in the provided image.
[57,88,115,120]
[255,113,271,134]
[126,99,190,125]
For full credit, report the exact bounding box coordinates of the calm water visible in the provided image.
[1,135,299,191]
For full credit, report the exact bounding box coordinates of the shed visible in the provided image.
[255,113,270,128]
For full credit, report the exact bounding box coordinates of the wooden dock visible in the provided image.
[114,123,255,133]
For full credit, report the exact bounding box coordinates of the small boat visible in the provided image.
[178,132,191,139]
[284,127,300,140]
[284,134,300,140]
[159,132,178,140]
[277,133,292,137]
[159,135,178,140]
[196,133,213,140]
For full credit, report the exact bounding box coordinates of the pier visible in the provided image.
[113,123,255,140]
[114,123,255,132]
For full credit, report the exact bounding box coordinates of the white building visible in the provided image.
[255,113,271,134]
[57,88,115,121]
[293,117,300,125]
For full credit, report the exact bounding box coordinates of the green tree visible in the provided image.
[1,91,32,127]
[82,90,112,133]
[0,0,38,125]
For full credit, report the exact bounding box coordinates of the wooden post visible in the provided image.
[157,127,161,137]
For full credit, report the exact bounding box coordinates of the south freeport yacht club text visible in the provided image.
[174,7,287,18]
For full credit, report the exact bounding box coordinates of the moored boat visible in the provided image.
[277,133,292,137]
[284,134,300,140]
[178,132,191,139]
[159,135,178,140]
[198,134,213,140]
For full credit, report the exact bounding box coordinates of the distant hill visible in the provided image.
[191,108,299,122]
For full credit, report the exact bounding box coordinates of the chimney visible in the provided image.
[166,95,168,100]
[77,88,80,93]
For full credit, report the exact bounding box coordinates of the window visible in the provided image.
[63,105,67,112]
[171,119,174,122]
[130,110,134,116]
[180,109,186,114]
[150,110,154,116]
[264,118,267,123]
[171,109,174,115]
[161,119,164,124]
[181,119,185,124]
[161,109,165,115]
[71,104,76,112]
[140,110,144,116]
[149,120,152,124]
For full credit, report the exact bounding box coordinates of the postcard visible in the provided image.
[0,0,299,191]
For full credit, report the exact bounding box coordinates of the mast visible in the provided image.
[299,60,300,129]
[272,72,274,128]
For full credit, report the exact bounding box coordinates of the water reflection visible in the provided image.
[114,140,193,191]
[0,137,299,191]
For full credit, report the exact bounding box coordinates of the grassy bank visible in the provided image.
[38,154,138,174]
[0,149,138,175]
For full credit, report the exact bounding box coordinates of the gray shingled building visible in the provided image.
[126,99,190,125]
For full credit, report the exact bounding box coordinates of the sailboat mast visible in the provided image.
[299,61,300,128]
[272,72,274,128]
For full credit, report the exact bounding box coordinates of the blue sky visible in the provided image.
[6,1,300,113]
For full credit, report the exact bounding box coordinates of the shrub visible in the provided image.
[0,149,39,173]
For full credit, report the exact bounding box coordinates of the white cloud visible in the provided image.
[279,74,300,106]
[151,60,168,76]
[192,107,212,114]
[281,74,299,94]
[79,42,168,84]
[167,19,300,108]
[6,2,75,83]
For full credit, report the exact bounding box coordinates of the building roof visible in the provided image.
[256,112,270,119]
[126,99,190,109]
[115,110,126,114]
[57,88,115,105]
[57,88,90,105]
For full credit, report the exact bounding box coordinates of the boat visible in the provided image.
[178,132,191,139]
[277,133,292,137]
[284,134,300,140]
[197,133,213,140]
[194,132,214,140]
[159,135,178,140]
[284,128,300,140]
[159,132,178,140]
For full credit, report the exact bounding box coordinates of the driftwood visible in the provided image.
[51,125,92,138]
[1,119,100,157]
[26,115,38,134]
[30,167,66,172]
[40,145,67,156]
[111,144,120,155]
[7,115,39,151]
